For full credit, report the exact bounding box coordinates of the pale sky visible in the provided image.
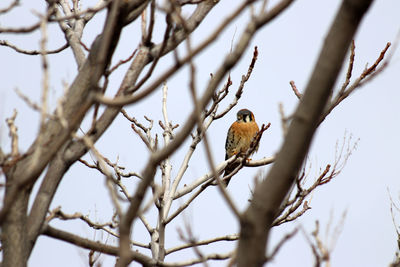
[1,0,400,266]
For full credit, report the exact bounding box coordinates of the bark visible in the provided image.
[2,187,30,267]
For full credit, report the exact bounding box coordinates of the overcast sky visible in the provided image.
[1,0,400,266]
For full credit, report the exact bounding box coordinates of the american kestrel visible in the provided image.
[223,109,259,186]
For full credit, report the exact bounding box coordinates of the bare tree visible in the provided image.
[0,0,393,266]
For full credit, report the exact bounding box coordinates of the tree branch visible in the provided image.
[42,224,155,265]
[166,234,238,255]
[237,0,373,266]
[0,40,68,55]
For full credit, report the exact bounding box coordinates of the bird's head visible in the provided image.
[236,109,255,123]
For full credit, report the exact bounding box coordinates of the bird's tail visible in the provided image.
[222,155,239,186]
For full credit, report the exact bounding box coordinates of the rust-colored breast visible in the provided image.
[225,121,259,159]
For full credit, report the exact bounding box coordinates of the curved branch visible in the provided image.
[166,234,238,255]
[42,224,155,265]
[0,40,68,55]
[0,0,19,14]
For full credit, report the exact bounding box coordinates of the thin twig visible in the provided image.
[125,17,172,94]
[0,0,19,14]
[6,109,19,158]
[289,80,302,99]
[278,102,288,137]
[177,0,206,5]
[339,40,356,94]
[265,227,298,262]
[0,0,109,33]
[0,40,68,55]
[273,133,358,226]
[214,46,259,119]
[107,49,138,75]
[167,234,238,255]
[46,207,150,249]
[322,42,391,122]
[75,134,123,217]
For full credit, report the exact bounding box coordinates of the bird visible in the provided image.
[223,109,259,186]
